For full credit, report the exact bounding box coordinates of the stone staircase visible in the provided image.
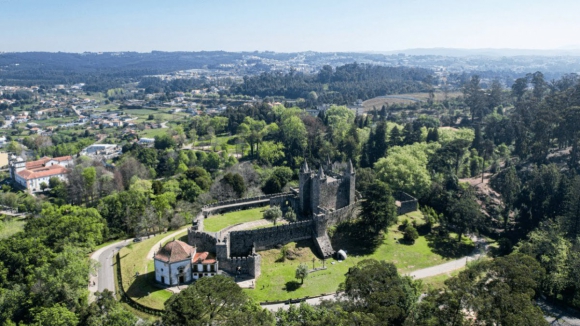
[314,233,335,258]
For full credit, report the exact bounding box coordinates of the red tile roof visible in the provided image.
[25,157,51,169]
[17,165,69,180]
[193,252,216,264]
[154,240,196,263]
[25,156,72,169]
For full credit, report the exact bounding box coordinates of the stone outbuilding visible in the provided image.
[153,240,218,286]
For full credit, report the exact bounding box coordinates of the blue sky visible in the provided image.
[1,0,580,52]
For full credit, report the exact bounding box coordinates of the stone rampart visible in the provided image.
[395,191,418,215]
[202,193,291,209]
[228,220,314,257]
[218,254,261,278]
[319,202,359,227]
[187,229,217,252]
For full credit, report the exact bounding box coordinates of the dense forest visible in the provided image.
[230,63,432,105]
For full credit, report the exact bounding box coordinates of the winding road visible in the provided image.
[88,239,133,303]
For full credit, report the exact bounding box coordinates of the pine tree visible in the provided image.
[389,126,402,147]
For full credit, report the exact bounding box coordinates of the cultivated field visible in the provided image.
[363,91,463,110]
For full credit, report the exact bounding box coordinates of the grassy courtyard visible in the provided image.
[203,206,268,232]
[246,211,474,302]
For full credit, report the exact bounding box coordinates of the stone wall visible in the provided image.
[395,191,418,215]
[228,220,314,257]
[187,229,217,253]
[320,202,359,227]
[218,254,261,278]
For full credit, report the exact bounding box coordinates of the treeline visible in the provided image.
[138,77,210,94]
[0,51,248,89]
[230,63,431,105]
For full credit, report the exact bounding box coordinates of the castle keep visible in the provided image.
[187,159,416,279]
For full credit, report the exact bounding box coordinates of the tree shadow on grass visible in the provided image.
[283,281,301,292]
[425,230,475,259]
[126,271,168,301]
[329,221,383,256]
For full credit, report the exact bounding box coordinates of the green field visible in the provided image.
[246,211,474,302]
[0,216,26,240]
[139,128,170,138]
[204,206,268,232]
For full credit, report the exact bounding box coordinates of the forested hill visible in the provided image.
[0,51,247,88]
[231,63,432,104]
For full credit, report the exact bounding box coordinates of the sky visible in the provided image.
[2,0,580,53]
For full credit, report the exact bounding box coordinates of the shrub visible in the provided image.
[403,225,419,244]
[284,210,296,222]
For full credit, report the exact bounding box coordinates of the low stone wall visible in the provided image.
[395,191,418,215]
[228,220,314,257]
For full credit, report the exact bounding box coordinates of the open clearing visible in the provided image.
[363,91,463,110]
[246,211,474,302]
[0,216,26,240]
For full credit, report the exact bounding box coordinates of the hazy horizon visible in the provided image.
[2,0,580,53]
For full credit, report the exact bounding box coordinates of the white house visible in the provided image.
[153,240,218,286]
[137,138,155,146]
[10,156,73,192]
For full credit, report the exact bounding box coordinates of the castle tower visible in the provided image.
[344,160,356,205]
[299,161,312,216]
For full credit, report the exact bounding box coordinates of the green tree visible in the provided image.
[82,290,137,326]
[263,206,282,225]
[163,275,273,326]
[447,189,483,241]
[154,134,176,150]
[403,225,419,244]
[295,263,309,284]
[360,180,398,235]
[31,304,79,326]
[342,259,421,326]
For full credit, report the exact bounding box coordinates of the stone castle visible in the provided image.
[187,159,416,279]
[187,160,359,278]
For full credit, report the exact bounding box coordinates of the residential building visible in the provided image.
[9,156,74,192]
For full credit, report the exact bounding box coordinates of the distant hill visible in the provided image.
[380,48,580,57]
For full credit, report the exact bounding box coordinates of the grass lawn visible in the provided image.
[118,228,189,310]
[246,211,475,302]
[0,216,26,240]
[420,268,464,291]
[203,206,268,232]
[139,128,169,138]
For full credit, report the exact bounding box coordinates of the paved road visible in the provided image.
[88,239,133,303]
[538,298,580,326]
